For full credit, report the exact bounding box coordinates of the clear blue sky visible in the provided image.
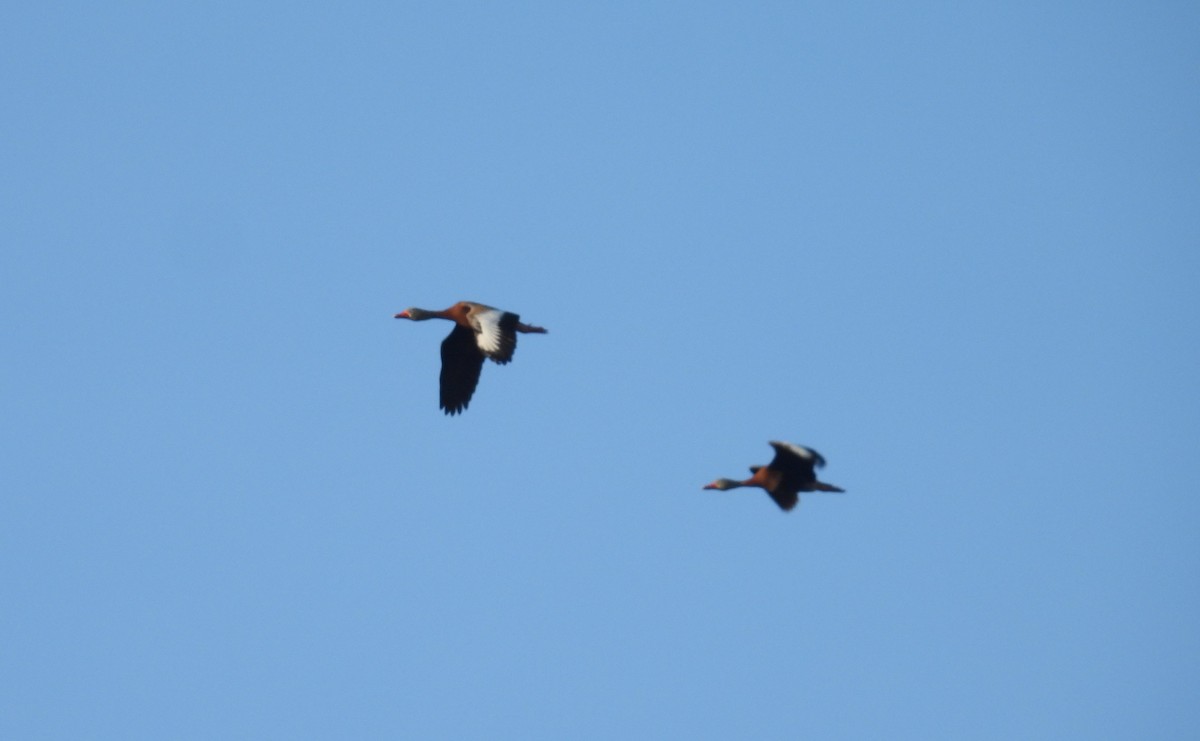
[3,2,1198,738]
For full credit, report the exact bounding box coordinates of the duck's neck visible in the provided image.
[405,307,444,321]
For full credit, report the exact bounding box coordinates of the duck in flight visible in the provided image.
[703,441,845,512]
[394,301,547,415]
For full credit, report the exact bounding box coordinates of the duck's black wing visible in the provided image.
[439,324,486,415]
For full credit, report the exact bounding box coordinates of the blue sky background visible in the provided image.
[3,2,1198,738]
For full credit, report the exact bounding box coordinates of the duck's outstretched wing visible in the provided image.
[766,487,800,512]
[465,304,519,364]
[768,441,825,480]
[440,324,486,415]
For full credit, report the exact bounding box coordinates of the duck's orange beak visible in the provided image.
[394,311,411,319]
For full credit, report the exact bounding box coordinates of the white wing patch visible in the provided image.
[770,441,825,467]
[468,303,506,354]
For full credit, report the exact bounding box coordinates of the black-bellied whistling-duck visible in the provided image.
[703,441,845,512]
[394,301,547,415]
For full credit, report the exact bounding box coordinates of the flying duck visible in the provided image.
[703,441,845,511]
[394,301,547,415]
